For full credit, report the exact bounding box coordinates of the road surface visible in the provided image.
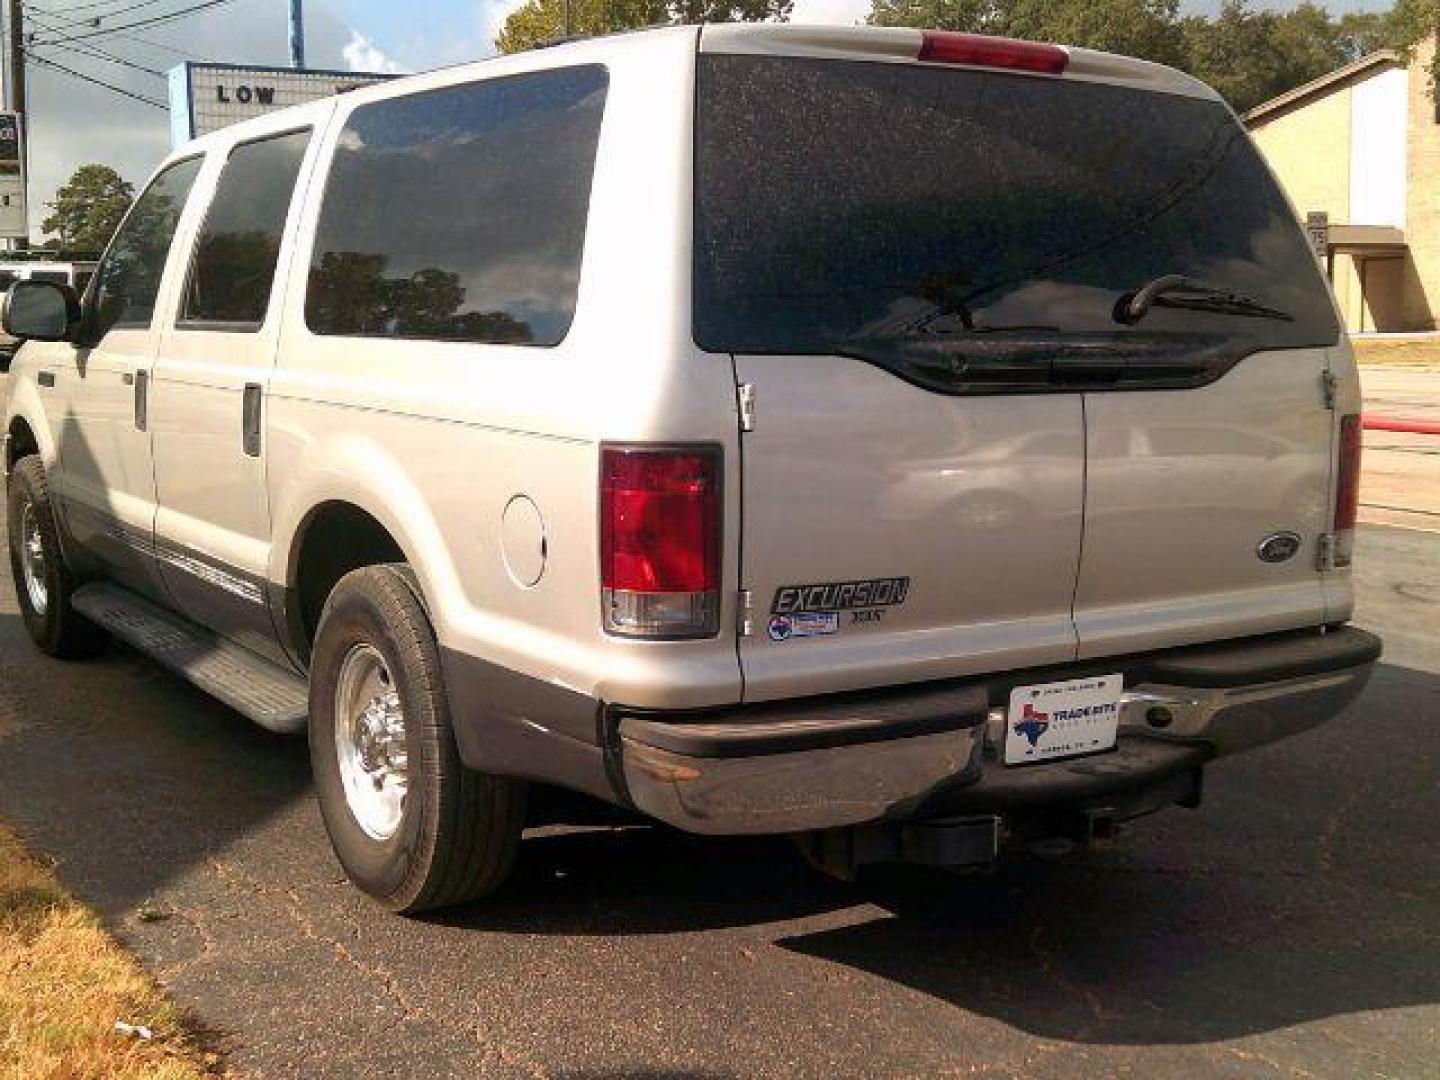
[0,508,1435,1077]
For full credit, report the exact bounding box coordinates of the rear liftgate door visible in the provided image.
[696,51,1343,719]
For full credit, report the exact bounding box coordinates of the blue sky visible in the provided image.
[17,0,1397,238]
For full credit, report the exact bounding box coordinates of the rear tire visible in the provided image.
[308,563,525,913]
[6,455,105,658]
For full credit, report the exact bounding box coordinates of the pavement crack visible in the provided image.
[1025,922,1115,1039]
[203,854,549,1078]
[1316,787,1362,874]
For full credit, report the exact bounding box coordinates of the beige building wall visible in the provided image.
[1250,87,1353,224]
[1250,87,1363,330]
[1248,43,1440,333]
[1403,36,1439,330]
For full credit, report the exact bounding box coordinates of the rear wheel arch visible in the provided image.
[286,500,413,663]
[6,416,40,476]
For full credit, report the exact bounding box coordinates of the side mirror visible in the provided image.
[2,280,82,343]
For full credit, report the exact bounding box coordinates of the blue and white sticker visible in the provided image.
[767,611,839,641]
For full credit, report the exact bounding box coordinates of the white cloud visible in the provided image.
[342,28,408,73]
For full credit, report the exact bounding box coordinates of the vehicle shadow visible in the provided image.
[0,608,315,923]
[431,825,859,935]
[774,659,1440,1045]
[414,658,1440,1048]
[4,581,1437,1048]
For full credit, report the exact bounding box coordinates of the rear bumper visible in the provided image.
[614,626,1380,835]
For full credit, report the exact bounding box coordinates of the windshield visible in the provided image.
[693,56,1339,356]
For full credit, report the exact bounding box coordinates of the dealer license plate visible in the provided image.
[1003,674,1123,766]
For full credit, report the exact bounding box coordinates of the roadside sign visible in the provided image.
[168,63,396,145]
[0,112,26,239]
[1305,211,1329,263]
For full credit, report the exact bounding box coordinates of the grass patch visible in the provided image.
[0,824,222,1079]
[1352,337,1440,367]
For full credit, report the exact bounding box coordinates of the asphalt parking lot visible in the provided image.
[0,508,1436,1076]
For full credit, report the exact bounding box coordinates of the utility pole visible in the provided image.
[288,0,304,69]
[4,0,25,251]
[5,0,24,121]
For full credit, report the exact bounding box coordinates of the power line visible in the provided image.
[26,9,165,77]
[24,0,185,32]
[33,40,164,77]
[94,26,201,58]
[29,0,166,14]
[27,1,203,56]
[30,0,245,45]
[24,47,166,106]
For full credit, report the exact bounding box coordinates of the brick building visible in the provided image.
[1247,35,1439,332]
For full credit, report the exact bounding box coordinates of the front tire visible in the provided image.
[309,564,525,913]
[6,455,105,658]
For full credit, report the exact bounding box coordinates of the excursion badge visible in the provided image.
[766,577,910,642]
[771,577,910,615]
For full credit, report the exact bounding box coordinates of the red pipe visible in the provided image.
[1362,415,1440,436]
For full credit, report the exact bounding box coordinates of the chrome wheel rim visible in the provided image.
[18,500,48,617]
[334,644,409,841]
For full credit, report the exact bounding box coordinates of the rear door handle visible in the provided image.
[133,370,148,431]
[242,383,262,457]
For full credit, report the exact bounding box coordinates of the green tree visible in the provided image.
[41,163,133,252]
[1387,0,1439,91]
[1178,2,1344,113]
[496,0,792,55]
[868,0,1423,113]
[1336,11,1399,61]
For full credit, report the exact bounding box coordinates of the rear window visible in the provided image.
[694,57,1339,365]
[305,65,608,346]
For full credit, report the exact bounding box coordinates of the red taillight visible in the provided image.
[600,445,720,638]
[1334,413,1362,532]
[918,32,1069,75]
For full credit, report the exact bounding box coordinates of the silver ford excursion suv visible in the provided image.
[2,25,1381,911]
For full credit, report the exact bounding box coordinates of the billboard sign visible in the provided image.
[0,112,26,239]
[167,63,397,146]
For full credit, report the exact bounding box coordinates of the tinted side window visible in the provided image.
[92,157,203,336]
[306,65,607,346]
[181,129,311,328]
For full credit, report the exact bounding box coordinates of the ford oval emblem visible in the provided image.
[1257,532,1302,564]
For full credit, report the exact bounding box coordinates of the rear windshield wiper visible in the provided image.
[1114,274,1293,325]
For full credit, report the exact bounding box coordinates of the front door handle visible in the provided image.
[242,383,262,457]
[133,370,148,431]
